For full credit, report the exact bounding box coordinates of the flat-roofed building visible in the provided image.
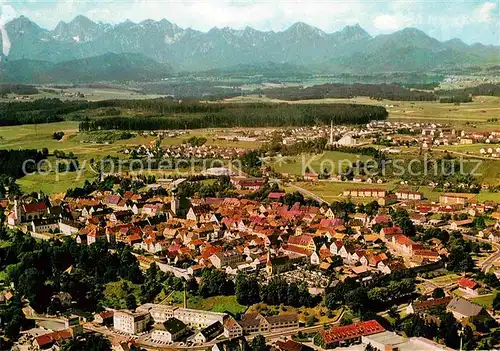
[113,310,150,334]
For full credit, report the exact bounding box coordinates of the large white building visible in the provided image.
[336,135,357,146]
[113,310,151,334]
[136,303,226,328]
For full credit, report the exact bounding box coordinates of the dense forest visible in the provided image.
[0,97,387,128]
[437,83,500,98]
[0,84,39,96]
[264,83,438,101]
[0,98,77,126]
[439,96,473,103]
[78,102,388,130]
[0,149,46,178]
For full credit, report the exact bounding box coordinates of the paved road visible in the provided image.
[270,178,328,205]
[462,233,500,273]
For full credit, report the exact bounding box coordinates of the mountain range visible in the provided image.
[0,15,499,82]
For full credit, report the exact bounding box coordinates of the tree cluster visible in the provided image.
[0,149,46,178]
[0,228,143,314]
[235,274,317,308]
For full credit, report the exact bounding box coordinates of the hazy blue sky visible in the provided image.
[1,0,499,44]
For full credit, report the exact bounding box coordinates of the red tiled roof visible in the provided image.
[288,235,313,247]
[281,244,312,256]
[382,226,403,235]
[23,202,47,213]
[373,216,391,224]
[395,235,415,246]
[320,320,385,344]
[457,277,478,290]
[413,249,439,257]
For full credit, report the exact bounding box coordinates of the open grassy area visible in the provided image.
[0,270,8,281]
[187,295,247,315]
[2,93,499,195]
[0,240,12,249]
[101,280,143,309]
[0,86,166,103]
[271,151,372,176]
[0,121,264,194]
[168,291,247,315]
[475,192,500,202]
[472,291,498,310]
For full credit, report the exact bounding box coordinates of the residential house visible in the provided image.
[239,313,298,334]
[446,297,485,321]
[193,321,224,343]
[151,318,187,343]
[457,277,480,296]
[223,316,243,339]
[406,297,452,315]
[210,250,245,269]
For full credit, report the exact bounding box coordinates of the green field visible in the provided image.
[287,181,500,203]
[168,292,247,315]
[2,94,500,195]
[430,273,461,286]
[0,240,12,249]
[472,291,498,310]
[270,151,372,176]
[101,280,143,309]
[0,87,166,103]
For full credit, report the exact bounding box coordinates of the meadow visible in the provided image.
[269,151,372,175]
